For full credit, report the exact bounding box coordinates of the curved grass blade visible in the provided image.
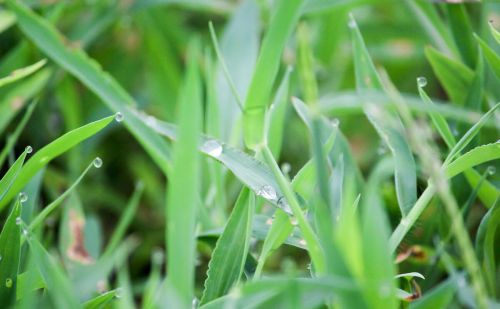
[475,199,499,294]
[445,142,500,179]
[200,188,254,305]
[0,115,115,210]
[25,233,80,309]
[350,14,416,215]
[0,198,22,306]
[6,0,172,173]
[0,150,28,202]
[475,34,500,80]
[0,101,37,167]
[243,0,304,149]
[0,59,46,88]
[83,289,119,309]
[165,39,202,308]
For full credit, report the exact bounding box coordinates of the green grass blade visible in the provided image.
[243,0,304,149]
[267,67,292,157]
[28,160,96,230]
[165,39,202,308]
[200,188,254,305]
[409,276,457,309]
[82,289,119,309]
[350,15,416,215]
[0,115,115,210]
[0,59,46,88]
[475,199,499,294]
[0,68,50,136]
[0,150,28,202]
[444,102,500,164]
[445,142,500,179]
[489,21,500,44]
[0,198,22,306]
[418,86,455,148]
[446,4,476,67]
[6,0,172,173]
[0,101,37,167]
[425,46,474,106]
[102,181,144,257]
[475,34,500,80]
[25,233,80,309]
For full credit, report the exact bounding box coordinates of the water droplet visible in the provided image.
[18,192,28,203]
[290,217,298,226]
[330,118,340,127]
[152,249,164,265]
[203,140,223,157]
[281,162,291,175]
[93,157,103,168]
[25,146,33,154]
[114,112,124,122]
[5,278,12,288]
[257,185,277,200]
[401,218,409,227]
[15,217,21,225]
[487,166,496,175]
[298,239,307,246]
[22,228,29,237]
[417,76,427,88]
[265,218,273,225]
[0,255,2,262]
[192,298,199,308]
[115,287,123,299]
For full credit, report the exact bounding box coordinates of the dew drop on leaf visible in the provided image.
[93,157,103,168]
[257,185,277,200]
[417,76,427,88]
[114,112,124,122]
[203,140,223,157]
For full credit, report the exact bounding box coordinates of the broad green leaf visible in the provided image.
[165,40,202,308]
[445,143,500,179]
[243,0,304,148]
[82,289,118,309]
[200,188,254,305]
[7,0,172,173]
[0,198,21,305]
[425,46,474,106]
[0,115,115,210]
[26,235,80,309]
[0,59,46,88]
[350,14,416,215]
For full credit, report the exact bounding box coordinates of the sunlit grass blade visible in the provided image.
[350,14,416,215]
[0,59,46,88]
[0,197,22,306]
[6,0,172,173]
[0,101,36,167]
[200,188,254,305]
[243,0,304,149]
[25,233,80,309]
[165,39,202,308]
[0,115,115,210]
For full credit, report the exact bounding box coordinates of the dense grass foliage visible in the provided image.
[0,0,499,308]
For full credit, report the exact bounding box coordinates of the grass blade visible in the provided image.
[165,39,202,308]
[445,142,500,179]
[0,150,28,202]
[243,0,304,149]
[200,188,254,305]
[0,198,22,306]
[0,115,115,210]
[83,289,119,309]
[0,59,46,88]
[7,0,172,173]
